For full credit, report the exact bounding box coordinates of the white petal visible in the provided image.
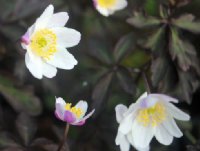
[163,117,183,138]
[119,114,133,134]
[96,6,114,17]
[149,94,178,103]
[124,103,137,117]
[135,92,148,103]
[113,0,128,10]
[42,63,57,78]
[47,47,78,70]
[48,12,69,28]
[166,103,190,121]
[35,4,54,30]
[56,97,66,106]
[55,97,66,119]
[115,131,130,151]
[25,52,43,79]
[81,109,95,121]
[75,100,88,117]
[115,104,128,123]
[52,27,81,48]
[155,124,173,145]
[127,133,150,151]
[132,121,154,148]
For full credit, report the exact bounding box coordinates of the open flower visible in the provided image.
[115,104,149,151]
[93,0,127,17]
[55,97,95,126]
[119,92,190,149]
[21,4,81,79]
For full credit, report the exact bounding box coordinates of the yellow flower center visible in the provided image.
[30,29,57,60]
[65,103,83,118]
[137,103,166,127]
[97,0,116,8]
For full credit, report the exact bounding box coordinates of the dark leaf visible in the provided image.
[92,72,113,113]
[172,14,200,33]
[114,33,135,62]
[187,140,200,151]
[151,57,169,87]
[0,132,19,149]
[127,12,161,28]
[16,113,37,146]
[0,74,42,116]
[145,26,165,51]
[116,67,136,95]
[2,147,23,151]
[169,27,200,73]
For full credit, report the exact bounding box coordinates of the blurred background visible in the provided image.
[0,0,200,151]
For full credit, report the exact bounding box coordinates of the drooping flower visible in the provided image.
[115,104,149,151]
[21,4,81,79]
[55,97,95,126]
[119,92,190,149]
[93,0,127,17]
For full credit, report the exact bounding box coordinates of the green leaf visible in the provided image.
[0,75,42,116]
[114,33,135,62]
[172,14,200,33]
[16,113,37,146]
[169,27,200,72]
[145,26,165,51]
[144,0,159,16]
[127,12,161,28]
[0,132,20,149]
[116,67,136,95]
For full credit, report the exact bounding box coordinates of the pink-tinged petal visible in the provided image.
[149,94,178,103]
[63,111,76,123]
[81,109,95,121]
[55,111,62,121]
[21,32,30,45]
[72,120,85,126]
[140,96,159,109]
[93,0,97,7]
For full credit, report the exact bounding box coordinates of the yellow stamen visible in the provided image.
[30,29,57,60]
[137,103,166,127]
[97,0,116,8]
[65,103,83,118]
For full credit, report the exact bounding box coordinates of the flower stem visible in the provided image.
[57,123,70,151]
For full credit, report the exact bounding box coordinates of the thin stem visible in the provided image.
[185,130,197,144]
[57,123,70,151]
[142,72,151,94]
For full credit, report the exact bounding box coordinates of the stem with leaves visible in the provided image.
[57,123,70,151]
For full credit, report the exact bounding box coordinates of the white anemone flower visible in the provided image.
[93,0,127,17]
[115,104,149,151]
[119,92,190,149]
[21,4,81,79]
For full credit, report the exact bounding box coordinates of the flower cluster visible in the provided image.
[115,92,190,151]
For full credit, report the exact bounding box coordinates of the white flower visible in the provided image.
[93,0,127,17]
[115,104,149,151]
[119,92,190,149]
[55,97,95,126]
[21,4,81,79]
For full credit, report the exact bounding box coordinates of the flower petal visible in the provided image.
[35,4,54,30]
[96,6,114,17]
[115,104,128,123]
[163,117,183,138]
[55,97,66,120]
[131,121,154,148]
[75,109,95,124]
[25,52,43,79]
[155,124,173,145]
[72,120,85,126]
[113,0,128,10]
[63,110,76,123]
[47,47,78,70]
[119,114,133,134]
[115,131,130,151]
[75,100,88,117]
[52,27,81,48]
[166,103,190,121]
[42,63,57,78]
[48,12,69,28]
[149,94,178,103]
